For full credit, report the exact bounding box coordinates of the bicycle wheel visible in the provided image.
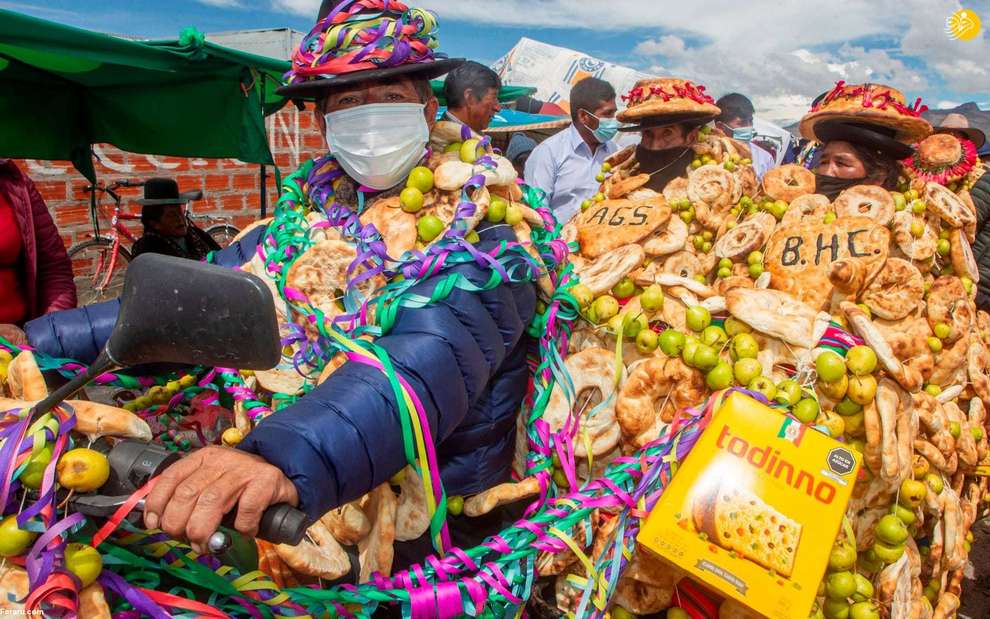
[206,224,240,248]
[67,238,131,304]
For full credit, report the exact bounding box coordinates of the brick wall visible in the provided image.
[14,102,326,251]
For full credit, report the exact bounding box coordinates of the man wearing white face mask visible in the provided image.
[26,0,554,573]
[525,77,620,223]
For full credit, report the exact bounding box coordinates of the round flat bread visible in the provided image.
[860,258,924,320]
[542,347,623,457]
[713,212,775,260]
[574,244,645,295]
[642,216,688,256]
[949,228,979,282]
[780,194,830,226]
[687,164,739,210]
[892,211,936,261]
[359,196,417,259]
[833,185,895,226]
[661,250,704,279]
[762,164,815,203]
[662,176,689,204]
[926,182,973,228]
[926,276,973,344]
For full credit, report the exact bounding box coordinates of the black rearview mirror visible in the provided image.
[33,254,280,416]
[106,254,279,368]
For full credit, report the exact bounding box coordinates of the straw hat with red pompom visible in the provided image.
[799,81,932,144]
[616,77,721,132]
[902,133,981,188]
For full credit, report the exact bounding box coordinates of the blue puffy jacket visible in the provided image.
[26,224,536,521]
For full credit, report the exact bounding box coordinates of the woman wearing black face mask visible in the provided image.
[799,82,932,201]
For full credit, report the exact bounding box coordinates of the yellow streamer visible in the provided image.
[324,327,443,550]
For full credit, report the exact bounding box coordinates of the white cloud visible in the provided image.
[270,0,319,15]
[633,35,686,58]
[197,0,243,6]
[263,0,987,124]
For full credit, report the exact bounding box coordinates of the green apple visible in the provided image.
[0,514,38,557]
[692,344,719,371]
[852,573,874,603]
[459,138,481,163]
[612,277,635,299]
[828,543,857,572]
[847,374,877,406]
[400,186,425,213]
[835,397,862,416]
[748,376,777,401]
[417,215,444,242]
[816,351,847,383]
[701,325,728,348]
[729,333,759,360]
[406,166,434,193]
[724,317,751,336]
[825,571,856,599]
[487,197,508,223]
[593,295,619,322]
[685,306,711,332]
[775,379,802,406]
[706,362,734,390]
[640,285,664,311]
[845,346,877,375]
[732,358,762,386]
[636,329,659,353]
[793,398,820,423]
[659,330,686,357]
[570,284,593,308]
[875,514,909,545]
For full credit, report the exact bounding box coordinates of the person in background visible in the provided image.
[443,60,501,134]
[525,77,619,223]
[131,178,220,261]
[933,112,986,153]
[0,159,76,346]
[506,133,537,178]
[714,93,774,179]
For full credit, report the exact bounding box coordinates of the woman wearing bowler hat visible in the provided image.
[131,177,220,261]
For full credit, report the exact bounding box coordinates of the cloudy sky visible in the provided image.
[2,0,989,123]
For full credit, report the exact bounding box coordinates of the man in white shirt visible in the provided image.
[525,77,619,223]
[715,93,775,179]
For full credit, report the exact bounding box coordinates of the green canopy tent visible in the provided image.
[0,9,291,184]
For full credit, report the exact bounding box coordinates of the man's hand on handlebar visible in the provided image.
[143,446,299,553]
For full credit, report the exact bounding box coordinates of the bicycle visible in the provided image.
[67,180,145,305]
[68,181,242,304]
[186,204,240,248]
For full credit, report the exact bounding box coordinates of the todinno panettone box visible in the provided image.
[638,392,861,619]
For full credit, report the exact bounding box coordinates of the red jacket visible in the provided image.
[0,160,76,322]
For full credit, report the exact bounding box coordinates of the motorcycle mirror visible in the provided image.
[33,254,279,417]
[106,253,279,369]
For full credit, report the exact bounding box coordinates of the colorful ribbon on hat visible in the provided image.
[288,0,442,85]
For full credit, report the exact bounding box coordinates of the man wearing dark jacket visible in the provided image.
[24,0,541,565]
[970,170,990,311]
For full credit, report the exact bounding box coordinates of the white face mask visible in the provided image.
[324,103,429,191]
